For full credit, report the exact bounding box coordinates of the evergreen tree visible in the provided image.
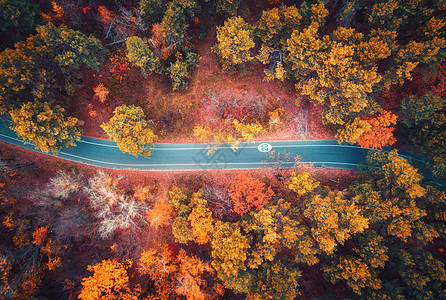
[0,0,38,37]
[37,23,108,94]
[139,0,164,25]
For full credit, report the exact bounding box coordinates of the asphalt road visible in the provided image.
[0,121,426,172]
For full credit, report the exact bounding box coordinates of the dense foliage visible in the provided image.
[101,104,157,157]
[0,0,445,298]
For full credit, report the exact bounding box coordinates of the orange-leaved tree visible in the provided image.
[229,171,274,215]
[79,259,133,300]
[146,200,175,230]
[139,246,223,300]
[187,190,216,245]
[357,110,397,149]
[175,249,224,300]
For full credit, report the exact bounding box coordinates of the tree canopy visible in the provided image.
[212,16,255,72]
[101,104,157,158]
[9,101,83,155]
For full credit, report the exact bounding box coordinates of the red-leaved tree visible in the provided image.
[229,171,274,215]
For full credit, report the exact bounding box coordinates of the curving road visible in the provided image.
[0,121,428,172]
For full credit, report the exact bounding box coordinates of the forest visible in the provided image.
[0,0,445,299]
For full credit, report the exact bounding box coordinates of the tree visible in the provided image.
[37,23,108,93]
[211,221,251,282]
[139,247,177,300]
[0,255,14,298]
[9,101,83,155]
[409,112,446,156]
[139,247,223,300]
[168,51,199,91]
[255,5,302,48]
[0,23,107,111]
[98,5,148,43]
[385,245,446,299]
[125,36,161,77]
[355,230,389,270]
[428,157,446,182]
[324,256,381,296]
[187,190,216,245]
[93,84,109,103]
[101,104,157,158]
[28,170,92,243]
[0,217,64,299]
[169,185,191,217]
[286,19,386,125]
[229,171,274,215]
[85,171,150,239]
[335,117,371,144]
[401,93,445,127]
[304,190,369,254]
[145,200,174,229]
[351,150,431,242]
[139,0,164,24]
[356,110,398,149]
[249,198,319,266]
[419,186,446,239]
[358,0,446,81]
[0,35,56,111]
[43,170,83,200]
[247,260,301,300]
[233,120,264,143]
[396,17,446,69]
[148,0,197,62]
[154,0,197,54]
[175,249,224,300]
[287,171,320,197]
[212,16,255,72]
[255,5,301,81]
[323,230,389,296]
[364,150,426,200]
[168,186,194,244]
[0,0,38,36]
[430,63,446,98]
[79,259,132,300]
[40,1,66,27]
[201,89,267,124]
[216,0,240,17]
[172,216,193,244]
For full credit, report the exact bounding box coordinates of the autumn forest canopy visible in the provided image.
[0,0,446,299]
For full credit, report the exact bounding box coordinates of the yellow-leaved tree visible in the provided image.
[351,150,433,243]
[212,16,255,72]
[288,171,320,197]
[285,5,389,126]
[304,190,369,254]
[187,190,216,245]
[101,104,157,158]
[323,230,389,296]
[255,4,301,81]
[9,101,83,155]
[211,221,252,293]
